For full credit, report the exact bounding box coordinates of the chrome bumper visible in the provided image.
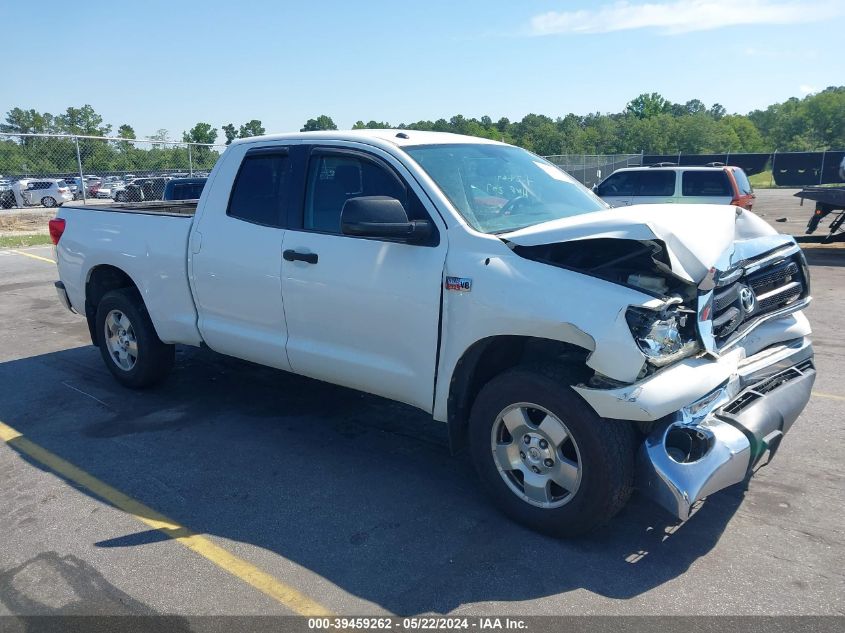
[637,341,815,520]
[54,281,76,313]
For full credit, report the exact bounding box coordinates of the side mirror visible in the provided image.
[591,183,598,192]
[341,196,432,243]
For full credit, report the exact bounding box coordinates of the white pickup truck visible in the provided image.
[51,130,815,536]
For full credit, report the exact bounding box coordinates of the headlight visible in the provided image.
[626,306,699,367]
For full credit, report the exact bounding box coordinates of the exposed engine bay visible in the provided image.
[509,237,697,303]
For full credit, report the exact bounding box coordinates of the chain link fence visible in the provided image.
[544,154,643,188]
[0,133,226,208]
[547,151,845,187]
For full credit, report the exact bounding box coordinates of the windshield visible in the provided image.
[404,143,608,233]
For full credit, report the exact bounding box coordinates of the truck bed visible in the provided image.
[56,201,203,347]
[62,200,198,217]
[794,186,845,209]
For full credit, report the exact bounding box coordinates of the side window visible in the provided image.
[227,152,290,227]
[635,171,675,196]
[682,171,732,196]
[304,152,411,234]
[596,172,635,196]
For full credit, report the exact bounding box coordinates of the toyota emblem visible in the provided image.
[739,286,756,313]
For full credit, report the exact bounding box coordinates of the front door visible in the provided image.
[281,146,447,411]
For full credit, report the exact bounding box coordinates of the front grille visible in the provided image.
[708,253,807,344]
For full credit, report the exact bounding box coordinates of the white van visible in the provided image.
[595,165,755,210]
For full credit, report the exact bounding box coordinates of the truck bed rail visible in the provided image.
[62,200,198,217]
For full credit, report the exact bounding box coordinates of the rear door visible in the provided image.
[280,144,447,411]
[190,144,297,370]
[628,170,677,205]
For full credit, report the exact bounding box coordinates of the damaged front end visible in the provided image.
[639,339,815,519]
[504,211,815,520]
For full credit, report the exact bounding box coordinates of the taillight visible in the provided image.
[731,197,753,211]
[48,218,66,245]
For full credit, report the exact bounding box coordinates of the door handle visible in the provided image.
[283,249,318,264]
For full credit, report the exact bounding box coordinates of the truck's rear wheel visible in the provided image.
[468,365,636,537]
[95,289,174,388]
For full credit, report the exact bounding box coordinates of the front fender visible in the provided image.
[433,246,653,422]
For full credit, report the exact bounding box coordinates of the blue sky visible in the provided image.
[5,0,843,141]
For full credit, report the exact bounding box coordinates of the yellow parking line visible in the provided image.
[9,249,56,264]
[0,419,332,616]
[812,391,845,402]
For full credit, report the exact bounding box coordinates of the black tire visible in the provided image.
[468,364,636,537]
[95,288,174,388]
[41,196,56,208]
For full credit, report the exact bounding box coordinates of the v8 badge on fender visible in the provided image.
[445,276,472,292]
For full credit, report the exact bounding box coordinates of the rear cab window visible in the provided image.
[681,170,732,197]
[227,150,292,227]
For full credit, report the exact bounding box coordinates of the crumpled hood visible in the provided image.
[501,203,782,283]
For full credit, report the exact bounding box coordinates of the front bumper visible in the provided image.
[637,339,815,519]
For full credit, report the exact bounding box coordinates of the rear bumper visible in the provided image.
[54,281,76,314]
[637,340,815,519]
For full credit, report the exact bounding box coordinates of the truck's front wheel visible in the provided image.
[469,366,636,537]
[95,289,174,388]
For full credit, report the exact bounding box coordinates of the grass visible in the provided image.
[749,169,774,189]
[0,234,53,248]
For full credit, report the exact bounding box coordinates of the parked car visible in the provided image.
[123,177,169,202]
[0,189,15,208]
[22,179,73,207]
[51,130,813,537]
[111,182,129,202]
[162,177,207,201]
[594,164,755,210]
[95,184,116,199]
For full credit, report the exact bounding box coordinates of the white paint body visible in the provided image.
[54,130,811,428]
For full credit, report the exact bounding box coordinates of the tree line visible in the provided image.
[1,87,842,176]
[317,87,845,155]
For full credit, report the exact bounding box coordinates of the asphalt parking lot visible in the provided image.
[0,190,843,617]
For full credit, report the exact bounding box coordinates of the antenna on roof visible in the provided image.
[395,132,409,139]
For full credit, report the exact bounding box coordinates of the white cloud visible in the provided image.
[529,0,844,36]
[799,84,818,95]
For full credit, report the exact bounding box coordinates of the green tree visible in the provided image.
[300,115,337,132]
[148,129,170,142]
[1,107,55,135]
[721,115,766,152]
[222,123,237,145]
[182,122,218,145]
[626,93,668,119]
[709,103,727,120]
[352,120,391,129]
[238,120,265,138]
[56,105,111,136]
[117,124,136,139]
